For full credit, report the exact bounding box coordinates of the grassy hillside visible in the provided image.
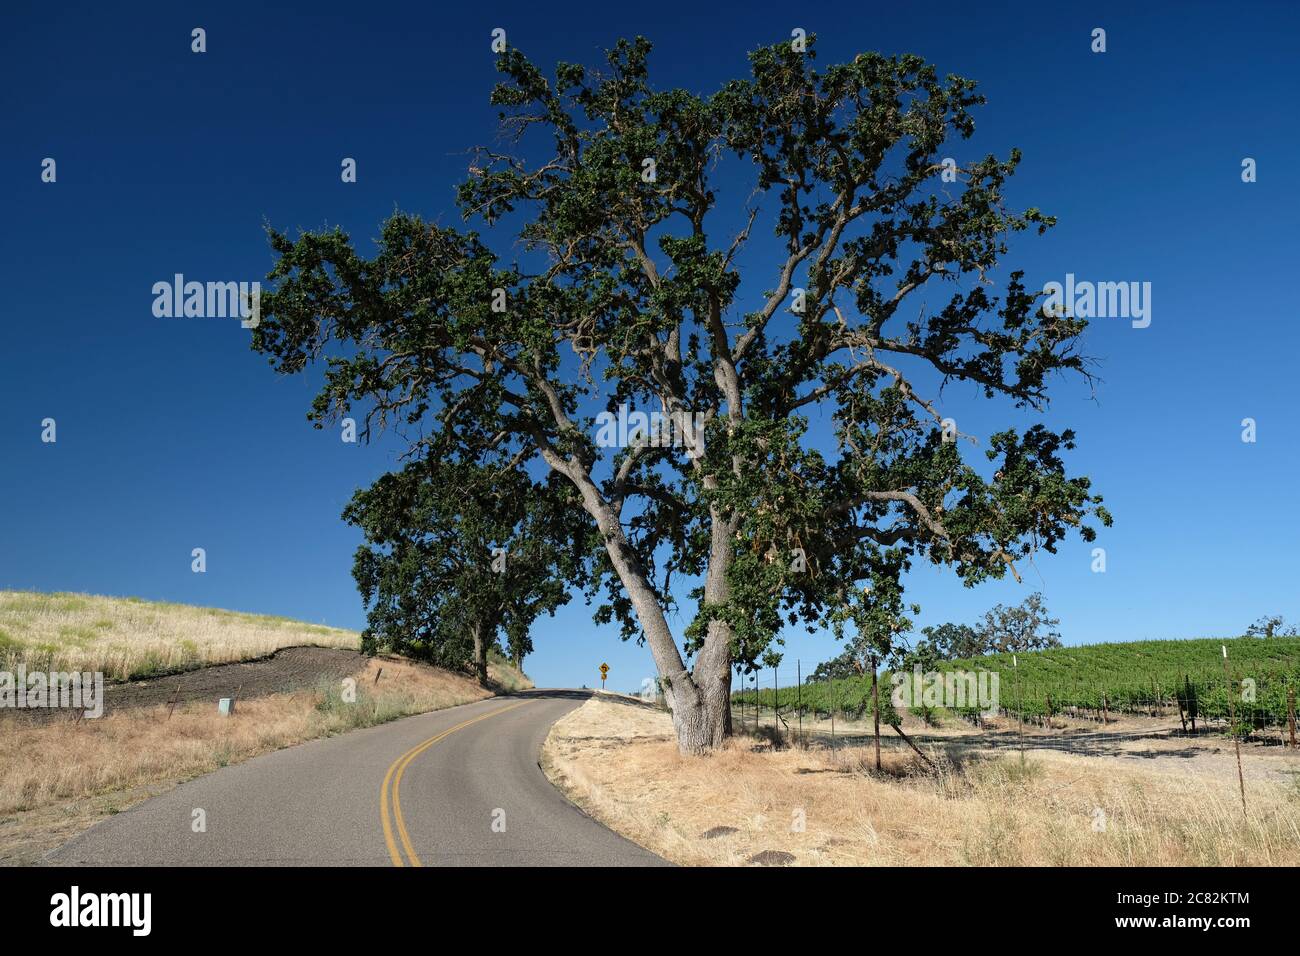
[0,591,532,689]
[734,635,1300,729]
[0,591,359,681]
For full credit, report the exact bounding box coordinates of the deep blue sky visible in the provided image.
[3,2,1297,690]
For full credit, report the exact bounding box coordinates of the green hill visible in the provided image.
[734,635,1300,731]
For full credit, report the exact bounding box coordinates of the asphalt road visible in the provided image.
[48,689,666,866]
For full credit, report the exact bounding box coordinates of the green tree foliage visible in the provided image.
[344,458,589,684]
[810,570,915,682]
[914,621,985,661]
[251,35,1109,753]
[808,655,857,683]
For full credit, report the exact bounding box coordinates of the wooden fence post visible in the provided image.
[796,660,803,748]
[870,657,882,772]
[1221,646,1247,818]
[1288,686,1297,749]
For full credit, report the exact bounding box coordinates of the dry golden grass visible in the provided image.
[543,696,1300,867]
[0,590,359,681]
[486,650,535,693]
[0,656,521,865]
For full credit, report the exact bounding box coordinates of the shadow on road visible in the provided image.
[510,688,597,702]
[512,688,662,712]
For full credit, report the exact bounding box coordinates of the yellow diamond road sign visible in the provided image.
[599,663,609,676]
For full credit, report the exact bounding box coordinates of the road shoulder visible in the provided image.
[2,655,517,866]
[541,695,1300,866]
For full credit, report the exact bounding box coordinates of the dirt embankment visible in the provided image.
[7,646,368,724]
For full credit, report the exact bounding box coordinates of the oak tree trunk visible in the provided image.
[554,464,738,755]
[671,634,733,753]
[471,622,489,687]
[670,511,738,753]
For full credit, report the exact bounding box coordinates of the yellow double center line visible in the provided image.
[380,700,531,867]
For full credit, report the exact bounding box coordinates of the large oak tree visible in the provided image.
[253,36,1110,753]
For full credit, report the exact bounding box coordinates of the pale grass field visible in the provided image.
[0,590,360,680]
[543,696,1300,867]
[0,651,531,865]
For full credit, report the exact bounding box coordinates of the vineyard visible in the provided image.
[731,636,1300,738]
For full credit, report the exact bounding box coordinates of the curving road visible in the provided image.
[48,689,666,866]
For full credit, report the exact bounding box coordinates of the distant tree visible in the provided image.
[808,653,858,683]
[975,591,1061,654]
[1245,615,1298,638]
[892,637,940,673]
[344,458,588,684]
[915,621,985,661]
